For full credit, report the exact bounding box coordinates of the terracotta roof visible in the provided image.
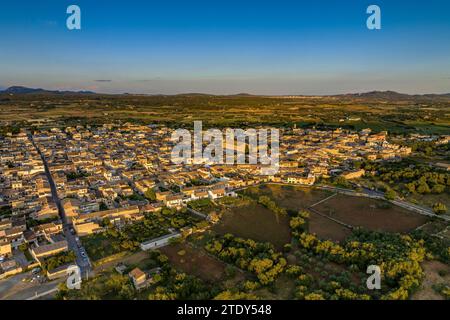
[129,267,145,279]
[32,240,68,256]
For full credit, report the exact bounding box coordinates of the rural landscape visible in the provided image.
[1,0,449,307]
[0,90,449,300]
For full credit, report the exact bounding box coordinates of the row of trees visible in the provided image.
[289,210,310,232]
[363,160,450,196]
[57,271,135,300]
[408,141,449,157]
[411,230,450,264]
[205,233,287,285]
[258,196,287,216]
[282,212,375,300]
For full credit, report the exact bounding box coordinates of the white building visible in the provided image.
[140,232,181,251]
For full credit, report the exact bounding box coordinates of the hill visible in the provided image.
[1,86,95,95]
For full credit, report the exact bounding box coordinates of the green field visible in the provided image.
[1,92,449,135]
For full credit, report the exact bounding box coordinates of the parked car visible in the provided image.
[31,267,41,275]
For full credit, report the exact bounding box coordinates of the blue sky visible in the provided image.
[0,0,449,94]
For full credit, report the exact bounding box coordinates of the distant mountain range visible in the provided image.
[0,86,449,99]
[338,90,450,99]
[0,86,95,95]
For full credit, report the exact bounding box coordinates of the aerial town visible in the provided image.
[3,0,450,309]
[0,87,449,302]
[0,123,428,281]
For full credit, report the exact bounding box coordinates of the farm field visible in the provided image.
[308,212,352,243]
[160,243,227,282]
[313,194,429,233]
[212,202,291,250]
[2,92,449,135]
[242,184,332,211]
[238,184,432,242]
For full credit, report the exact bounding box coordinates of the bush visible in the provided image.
[432,202,447,215]
[385,189,397,200]
[41,251,76,272]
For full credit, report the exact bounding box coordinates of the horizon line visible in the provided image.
[1,85,449,97]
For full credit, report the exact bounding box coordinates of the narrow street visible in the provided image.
[28,133,91,275]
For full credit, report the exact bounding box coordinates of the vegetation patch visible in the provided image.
[41,251,76,272]
[212,202,291,250]
[205,234,287,286]
[83,207,202,262]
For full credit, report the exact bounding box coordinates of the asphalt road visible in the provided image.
[29,134,91,274]
[0,270,62,300]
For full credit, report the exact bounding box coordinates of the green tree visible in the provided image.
[416,182,431,194]
[432,202,447,215]
[145,188,156,201]
[431,184,446,194]
[214,291,259,300]
[405,182,416,193]
[385,189,397,200]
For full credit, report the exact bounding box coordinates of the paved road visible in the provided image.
[26,287,59,300]
[235,182,449,221]
[0,270,62,300]
[29,134,91,275]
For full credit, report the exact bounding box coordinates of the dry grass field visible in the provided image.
[308,211,352,243]
[212,202,292,250]
[160,243,227,282]
[313,194,429,233]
